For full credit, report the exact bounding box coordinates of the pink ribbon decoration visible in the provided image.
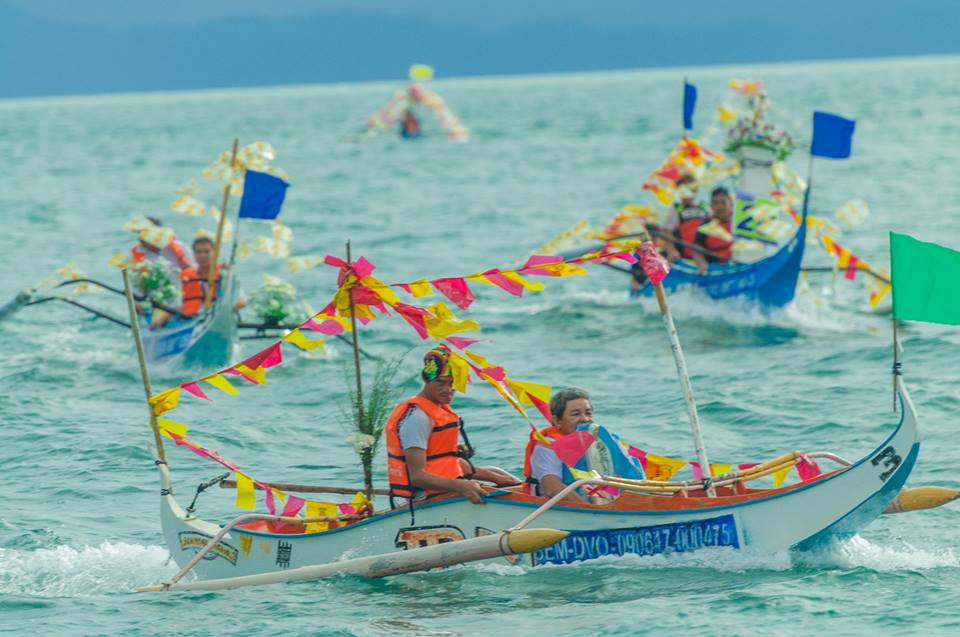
[690,461,704,480]
[264,486,278,515]
[180,381,210,401]
[431,277,476,310]
[639,241,670,285]
[626,445,648,470]
[795,455,823,482]
[324,255,376,285]
[550,430,597,467]
[445,336,479,350]
[338,503,357,516]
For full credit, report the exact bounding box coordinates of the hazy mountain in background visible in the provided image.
[1,0,957,98]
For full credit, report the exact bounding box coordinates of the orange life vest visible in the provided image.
[522,425,566,480]
[180,266,220,316]
[385,396,465,500]
[677,218,705,258]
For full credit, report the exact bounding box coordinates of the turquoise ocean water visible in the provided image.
[1,56,960,635]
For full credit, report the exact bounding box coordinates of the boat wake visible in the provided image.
[0,542,175,598]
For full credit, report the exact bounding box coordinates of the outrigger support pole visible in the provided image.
[651,281,716,497]
[121,268,167,464]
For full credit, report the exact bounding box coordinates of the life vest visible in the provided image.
[700,220,733,263]
[385,396,466,501]
[522,425,565,480]
[130,240,192,271]
[677,218,706,258]
[180,266,220,316]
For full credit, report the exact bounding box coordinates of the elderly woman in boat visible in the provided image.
[523,387,645,503]
[384,345,520,506]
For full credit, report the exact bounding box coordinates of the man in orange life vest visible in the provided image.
[385,346,520,505]
[689,187,735,274]
[522,387,594,503]
[150,236,245,328]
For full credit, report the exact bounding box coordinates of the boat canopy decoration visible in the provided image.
[365,82,469,141]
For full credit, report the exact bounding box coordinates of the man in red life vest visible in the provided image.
[385,346,520,506]
[522,387,594,503]
[689,187,735,274]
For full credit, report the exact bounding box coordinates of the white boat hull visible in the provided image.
[158,381,918,580]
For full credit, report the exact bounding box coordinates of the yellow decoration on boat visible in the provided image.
[835,198,869,230]
[718,105,736,123]
[157,418,189,439]
[711,463,732,477]
[287,255,323,273]
[235,240,253,262]
[362,275,402,307]
[644,453,688,481]
[234,364,266,385]
[282,328,325,351]
[257,236,289,259]
[773,465,791,488]
[149,387,181,416]
[500,271,545,292]
[107,253,129,269]
[305,500,339,532]
[423,302,480,340]
[506,379,551,406]
[235,473,256,510]
[204,373,239,395]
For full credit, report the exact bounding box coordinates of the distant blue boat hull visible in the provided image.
[634,219,807,309]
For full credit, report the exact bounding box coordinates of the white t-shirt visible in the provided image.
[529,445,564,483]
[397,405,432,450]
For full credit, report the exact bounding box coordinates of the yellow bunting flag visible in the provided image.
[149,387,181,416]
[527,261,588,277]
[363,275,402,306]
[407,278,434,298]
[234,363,266,385]
[464,350,493,368]
[447,351,470,393]
[644,453,688,481]
[156,418,189,439]
[352,491,370,508]
[235,473,256,510]
[282,328,325,351]
[480,372,528,419]
[423,302,480,340]
[204,373,238,396]
[500,271,545,292]
[711,463,733,477]
[506,379,551,407]
[305,500,339,532]
[772,465,791,488]
[569,467,601,481]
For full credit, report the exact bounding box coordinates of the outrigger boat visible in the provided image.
[125,243,958,593]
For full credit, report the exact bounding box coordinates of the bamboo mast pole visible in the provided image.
[345,240,371,503]
[651,281,715,496]
[205,139,239,309]
[121,268,166,464]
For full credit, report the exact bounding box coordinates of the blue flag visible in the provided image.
[683,80,697,131]
[811,111,856,159]
[237,170,289,220]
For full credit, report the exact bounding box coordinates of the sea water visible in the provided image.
[1,55,959,635]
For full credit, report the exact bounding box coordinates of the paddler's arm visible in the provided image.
[405,447,488,504]
[692,250,709,275]
[469,465,521,487]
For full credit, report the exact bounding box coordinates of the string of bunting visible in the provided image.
[156,419,369,530]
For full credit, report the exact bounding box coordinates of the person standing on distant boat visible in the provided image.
[690,186,735,274]
[385,345,520,506]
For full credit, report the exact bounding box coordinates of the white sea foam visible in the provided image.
[796,535,960,571]
[0,542,176,598]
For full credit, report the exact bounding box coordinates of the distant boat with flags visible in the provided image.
[364,64,469,141]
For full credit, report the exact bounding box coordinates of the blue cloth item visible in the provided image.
[811,111,856,159]
[569,423,646,480]
[237,170,289,219]
[683,80,697,131]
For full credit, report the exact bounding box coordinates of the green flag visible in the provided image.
[890,232,960,325]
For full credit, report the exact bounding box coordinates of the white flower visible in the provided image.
[346,433,376,454]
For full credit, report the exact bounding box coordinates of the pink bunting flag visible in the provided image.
[303,317,346,335]
[550,430,597,467]
[480,366,506,381]
[243,343,282,370]
[518,255,567,276]
[480,269,525,296]
[690,461,704,480]
[264,485,277,515]
[393,302,430,339]
[738,463,759,471]
[396,283,413,294]
[795,455,823,482]
[180,381,211,401]
[223,366,262,385]
[431,277,475,310]
[627,445,648,470]
[338,503,357,516]
[280,495,306,518]
[639,242,670,285]
[351,256,376,280]
[446,336,479,350]
[610,251,639,265]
